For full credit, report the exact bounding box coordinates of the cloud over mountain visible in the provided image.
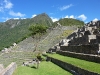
[59,4,73,11]
[9,10,26,17]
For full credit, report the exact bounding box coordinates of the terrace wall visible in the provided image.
[0,62,17,75]
[47,57,100,75]
[60,44,99,54]
[57,51,100,63]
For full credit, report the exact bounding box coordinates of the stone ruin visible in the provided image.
[47,20,100,75]
[48,20,100,55]
[59,20,100,55]
[0,62,17,75]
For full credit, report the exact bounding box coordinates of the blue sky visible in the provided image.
[0,0,100,23]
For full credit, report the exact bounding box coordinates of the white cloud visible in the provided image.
[21,18,26,19]
[65,15,68,18]
[64,14,87,21]
[13,18,19,20]
[65,15,75,19]
[69,15,75,18]
[31,14,37,18]
[93,18,98,22]
[0,0,25,19]
[78,14,87,21]
[0,0,13,12]
[9,11,26,17]
[4,0,13,9]
[13,18,26,19]
[51,17,59,22]
[59,4,73,11]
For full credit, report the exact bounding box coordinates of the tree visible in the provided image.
[29,24,48,69]
[29,24,47,37]
[29,24,48,51]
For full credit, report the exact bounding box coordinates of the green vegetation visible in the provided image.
[0,12,84,51]
[31,13,53,27]
[13,61,72,75]
[0,25,74,67]
[53,18,84,27]
[47,54,100,73]
[29,24,48,51]
[0,13,53,51]
[36,26,74,51]
[29,24,48,36]
[0,51,35,67]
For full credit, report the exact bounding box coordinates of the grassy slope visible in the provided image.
[0,21,31,50]
[47,54,100,73]
[37,26,75,51]
[0,26,75,67]
[0,13,53,50]
[13,61,72,75]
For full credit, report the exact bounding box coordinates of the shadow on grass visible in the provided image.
[30,66,37,69]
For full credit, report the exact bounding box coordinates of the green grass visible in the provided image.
[13,61,72,75]
[47,54,100,73]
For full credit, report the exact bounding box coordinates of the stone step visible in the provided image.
[57,50,100,63]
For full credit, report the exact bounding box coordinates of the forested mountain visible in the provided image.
[31,13,53,27]
[53,18,84,27]
[0,13,84,51]
[0,13,53,50]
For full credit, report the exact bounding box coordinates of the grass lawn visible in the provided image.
[13,61,72,75]
[47,53,100,74]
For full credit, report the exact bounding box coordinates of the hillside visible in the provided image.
[53,18,84,27]
[0,13,84,51]
[31,13,53,27]
[0,13,53,50]
[0,25,76,67]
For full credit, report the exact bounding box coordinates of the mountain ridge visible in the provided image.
[0,13,53,50]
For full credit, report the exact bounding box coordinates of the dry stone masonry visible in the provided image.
[58,20,100,55]
[0,62,17,75]
[47,20,100,75]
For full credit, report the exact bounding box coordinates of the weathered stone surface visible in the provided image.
[0,64,4,73]
[0,62,17,75]
[60,44,99,54]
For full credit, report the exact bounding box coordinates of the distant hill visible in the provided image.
[53,18,84,27]
[0,13,53,50]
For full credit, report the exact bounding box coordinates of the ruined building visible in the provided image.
[59,20,100,55]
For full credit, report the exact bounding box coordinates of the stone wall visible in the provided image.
[48,57,100,75]
[57,51,100,63]
[0,62,17,75]
[60,44,99,54]
[69,36,88,45]
[0,64,4,73]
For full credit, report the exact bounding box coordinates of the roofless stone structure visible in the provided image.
[57,20,100,55]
